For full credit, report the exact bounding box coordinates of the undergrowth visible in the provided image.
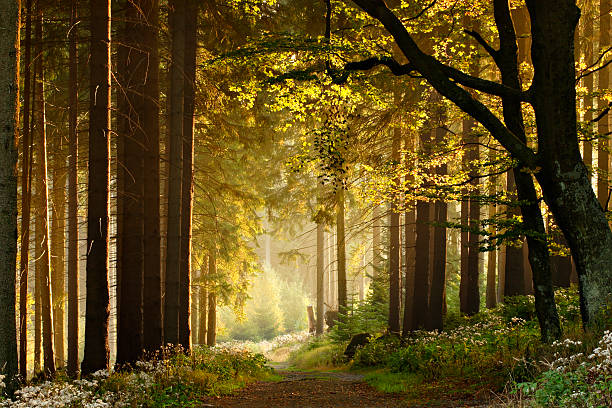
[289,286,612,407]
[0,345,273,407]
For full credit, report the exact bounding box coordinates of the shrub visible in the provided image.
[515,331,612,407]
[1,346,272,407]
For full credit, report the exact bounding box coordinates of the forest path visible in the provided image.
[200,363,413,407]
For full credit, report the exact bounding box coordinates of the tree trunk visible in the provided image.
[206,251,216,346]
[164,0,185,346]
[372,205,381,280]
[66,0,79,379]
[142,0,162,354]
[198,257,207,345]
[50,121,66,369]
[388,126,401,333]
[486,153,498,309]
[462,116,480,316]
[116,0,149,366]
[459,195,469,311]
[523,0,612,328]
[495,0,562,341]
[550,216,572,288]
[179,1,196,350]
[19,0,32,380]
[429,125,448,329]
[33,8,55,374]
[81,0,111,376]
[336,188,347,316]
[191,265,198,344]
[412,130,431,330]
[402,203,416,336]
[316,220,324,335]
[0,0,20,390]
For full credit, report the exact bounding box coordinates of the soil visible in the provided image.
[200,363,494,408]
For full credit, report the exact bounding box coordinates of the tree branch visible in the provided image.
[348,0,538,168]
[464,29,499,61]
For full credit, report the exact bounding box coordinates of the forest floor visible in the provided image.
[200,362,494,407]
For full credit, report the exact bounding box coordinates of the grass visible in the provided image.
[288,341,346,370]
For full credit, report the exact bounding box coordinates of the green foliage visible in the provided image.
[328,276,389,342]
[288,336,346,370]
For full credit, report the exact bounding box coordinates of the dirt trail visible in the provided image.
[201,364,413,407]
[200,361,498,407]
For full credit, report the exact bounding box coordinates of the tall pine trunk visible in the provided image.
[412,131,431,329]
[388,126,401,333]
[0,0,20,390]
[198,257,208,345]
[164,0,185,346]
[33,7,55,374]
[142,0,162,354]
[50,122,66,368]
[116,0,149,366]
[19,0,32,380]
[206,251,216,346]
[179,1,197,349]
[316,220,324,335]
[336,188,347,316]
[81,0,111,376]
[66,0,79,378]
[429,125,448,329]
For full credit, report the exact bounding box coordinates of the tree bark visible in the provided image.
[402,202,416,336]
[164,0,185,346]
[413,131,431,330]
[486,151,498,309]
[0,0,20,390]
[462,116,480,315]
[388,126,401,333]
[81,0,111,376]
[371,205,381,280]
[336,188,347,315]
[494,0,562,341]
[116,0,149,366]
[141,0,162,354]
[179,1,196,350]
[429,125,448,329]
[198,258,207,345]
[33,8,55,374]
[316,220,325,335]
[19,0,32,380]
[66,0,79,379]
[206,251,216,346]
[50,114,66,369]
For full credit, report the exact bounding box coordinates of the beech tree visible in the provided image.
[347,0,612,328]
